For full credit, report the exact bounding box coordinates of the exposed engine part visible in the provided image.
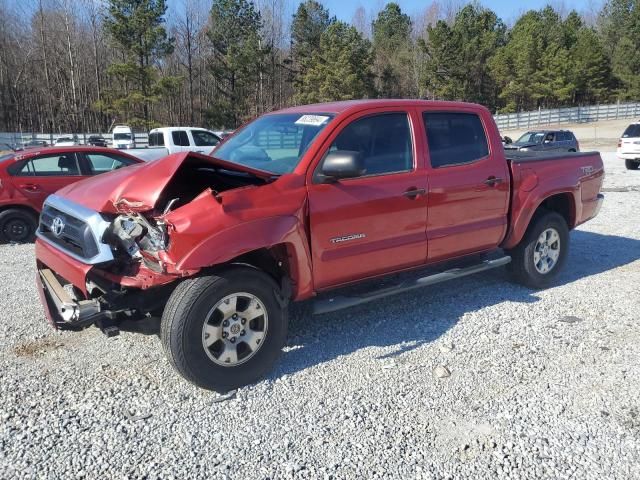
[105,213,167,260]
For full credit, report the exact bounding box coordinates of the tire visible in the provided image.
[625,159,639,170]
[161,266,288,392]
[0,208,38,243]
[506,210,569,289]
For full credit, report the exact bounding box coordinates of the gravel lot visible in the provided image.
[1,152,639,479]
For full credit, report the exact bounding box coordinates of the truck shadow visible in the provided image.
[270,230,640,380]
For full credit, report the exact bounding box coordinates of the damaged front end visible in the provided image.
[36,152,274,334]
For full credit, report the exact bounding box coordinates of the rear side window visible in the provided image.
[328,113,413,176]
[171,131,190,147]
[85,153,136,174]
[14,154,81,176]
[149,132,165,147]
[423,112,489,168]
[622,124,640,138]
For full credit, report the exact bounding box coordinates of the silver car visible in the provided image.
[504,130,579,152]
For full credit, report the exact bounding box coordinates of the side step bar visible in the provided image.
[313,256,511,315]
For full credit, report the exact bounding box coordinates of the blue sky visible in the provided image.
[320,0,594,24]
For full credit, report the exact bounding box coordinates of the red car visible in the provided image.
[34,100,604,392]
[0,146,141,242]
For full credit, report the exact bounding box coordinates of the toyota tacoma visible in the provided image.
[34,100,604,392]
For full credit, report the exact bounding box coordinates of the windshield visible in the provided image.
[213,113,334,174]
[56,137,72,143]
[114,132,132,141]
[516,132,545,144]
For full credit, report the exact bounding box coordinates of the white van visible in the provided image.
[112,125,136,150]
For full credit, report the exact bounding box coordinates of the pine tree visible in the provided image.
[295,21,374,104]
[290,1,334,90]
[102,0,175,128]
[371,3,414,98]
[207,0,265,127]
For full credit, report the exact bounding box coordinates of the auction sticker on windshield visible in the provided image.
[295,115,330,126]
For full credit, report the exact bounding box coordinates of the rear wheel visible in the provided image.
[161,266,288,392]
[625,159,639,170]
[0,208,37,243]
[506,210,569,289]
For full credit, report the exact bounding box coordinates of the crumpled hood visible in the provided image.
[56,152,273,213]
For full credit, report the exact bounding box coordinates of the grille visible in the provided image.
[39,205,100,259]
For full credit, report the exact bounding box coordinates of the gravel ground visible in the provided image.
[1,152,639,480]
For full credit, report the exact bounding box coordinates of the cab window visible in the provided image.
[423,112,489,168]
[327,113,413,176]
[172,131,190,147]
[14,154,81,176]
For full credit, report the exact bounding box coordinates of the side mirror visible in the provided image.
[320,150,366,181]
[543,139,552,144]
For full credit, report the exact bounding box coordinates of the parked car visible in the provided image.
[112,125,135,149]
[34,100,604,392]
[504,130,579,152]
[87,135,108,148]
[616,121,640,170]
[54,136,78,147]
[0,146,141,242]
[23,140,49,149]
[126,127,222,161]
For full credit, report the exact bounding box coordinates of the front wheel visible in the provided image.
[506,210,569,289]
[625,159,639,170]
[161,267,288,392]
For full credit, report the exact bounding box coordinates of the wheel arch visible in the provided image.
[503,191,577,250]
[0,203,40,220]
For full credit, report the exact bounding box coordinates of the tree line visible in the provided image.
[0,0,638,134]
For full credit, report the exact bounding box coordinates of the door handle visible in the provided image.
[403,187,426,199]
[19,183,41,192]
[483,177,503,187]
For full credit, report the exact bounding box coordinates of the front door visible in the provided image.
[307,111,429,289]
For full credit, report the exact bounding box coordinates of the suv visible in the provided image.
[504,130,579,152]
[617,122,640,170]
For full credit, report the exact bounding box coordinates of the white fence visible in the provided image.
[493,102,640,130]
[0,132,150,148]
[2,102,639,146]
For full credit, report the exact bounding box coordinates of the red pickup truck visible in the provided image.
[34,100,604,392]
[0,146,141,242]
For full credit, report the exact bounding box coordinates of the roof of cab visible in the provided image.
[274,99,487,115]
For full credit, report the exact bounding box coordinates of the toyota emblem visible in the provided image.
[51,216,65,237]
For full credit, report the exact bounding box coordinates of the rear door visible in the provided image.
[9,152,87,210]
[307,110,429,289]
[421,110,510,262]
